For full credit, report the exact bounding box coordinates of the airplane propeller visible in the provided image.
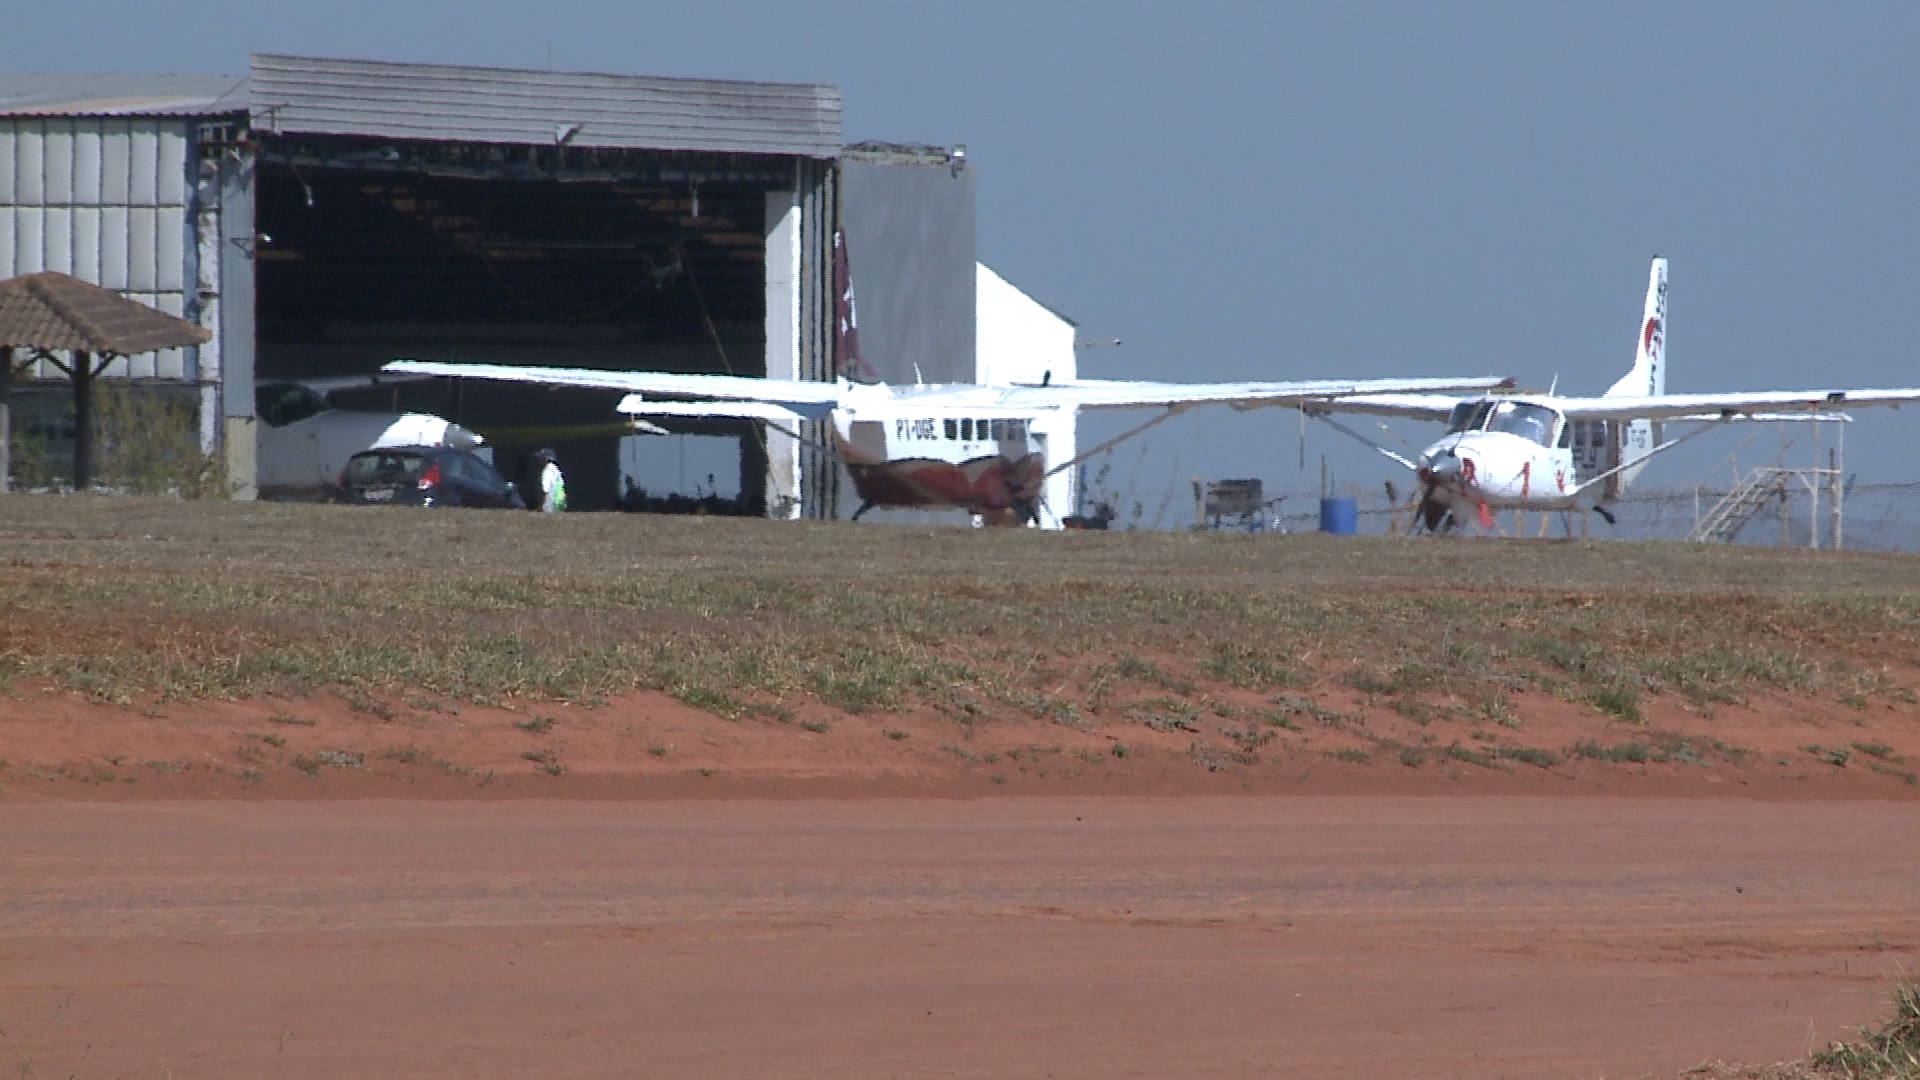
[1413,450,1459,534]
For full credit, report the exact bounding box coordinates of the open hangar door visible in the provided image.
[252,143,788,511]
[242,54,842,512]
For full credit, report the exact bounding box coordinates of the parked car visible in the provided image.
[334,446,524,509]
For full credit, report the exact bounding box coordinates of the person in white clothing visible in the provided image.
[531,448,566,513]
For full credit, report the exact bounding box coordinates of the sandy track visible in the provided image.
[4,796,1918,1079]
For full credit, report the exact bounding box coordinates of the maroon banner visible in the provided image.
[833,228,880,383]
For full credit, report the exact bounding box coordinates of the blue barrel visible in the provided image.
[1319,496,1358,535]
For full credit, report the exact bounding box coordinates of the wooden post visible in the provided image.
[0,346,11,494]
[72,350,93,490]
[1830,447,1843,551]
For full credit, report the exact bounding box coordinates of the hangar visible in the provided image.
[0,54,1073,519]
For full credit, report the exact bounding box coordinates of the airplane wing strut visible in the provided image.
[1569,414,1733,496]
[1306,410,1419,472]
[1043,408,1185,479]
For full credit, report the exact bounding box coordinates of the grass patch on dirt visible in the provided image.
[2,497,1919,723]
[1654,982,1920,1079]
[1813,981,1920,1078]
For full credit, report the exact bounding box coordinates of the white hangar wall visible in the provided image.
[0,108,237,479]
[976,262,1076,528]
[0,118,198,383]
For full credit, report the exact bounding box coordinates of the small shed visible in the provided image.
[0,270,212,489]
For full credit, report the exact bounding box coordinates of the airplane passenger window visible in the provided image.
[989,419,1002,439]
[945,418,957,440]
[961,418,973,441]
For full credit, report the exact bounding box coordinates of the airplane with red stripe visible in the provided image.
[1304,257,1920,533]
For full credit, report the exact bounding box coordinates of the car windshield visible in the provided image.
[1485,402,1559,447]
[344,451,428,485]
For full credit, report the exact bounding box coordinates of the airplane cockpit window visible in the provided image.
[1487,402,1559,447]
[960,418,973,441]
[1448,399,1497,434]
[944,418,958,440]
[255,383,329,428]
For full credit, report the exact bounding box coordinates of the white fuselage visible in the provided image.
[828,389,1059,518]
[1416,398,1583,519]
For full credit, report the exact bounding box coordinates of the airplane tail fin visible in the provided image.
[1601,257,1668,494]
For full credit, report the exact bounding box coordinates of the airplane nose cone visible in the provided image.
[1424,448,1475,489]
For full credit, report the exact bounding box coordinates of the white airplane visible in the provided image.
[254,377,489,501]
[1303,257,1920,533]
[383,360,1513,524]
[254,375,668,500]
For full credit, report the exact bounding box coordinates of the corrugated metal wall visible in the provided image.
[837,154,976,388]
[797,157,839,518]
[0,117,196,380]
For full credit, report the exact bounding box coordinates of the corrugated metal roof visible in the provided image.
[249,54,841,158]
[0,74,246,117]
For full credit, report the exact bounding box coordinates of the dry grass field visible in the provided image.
[4,496,1919,1078]
[1,494,1917,797]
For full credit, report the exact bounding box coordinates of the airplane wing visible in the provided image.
[387,360,1510,416]
[292,372,438,397]
[1549,388,1920,422]
[1670,412,1851,423]
[382,360,842,419]
[978,375,1512,412]
[616,397,814,427]
[1293,393,1464,421]
[1304,391,1888,424]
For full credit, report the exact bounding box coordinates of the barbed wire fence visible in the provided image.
[1229,479,1920,551]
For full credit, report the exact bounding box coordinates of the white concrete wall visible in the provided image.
[763,187,802,518]
[976,262,1076,527]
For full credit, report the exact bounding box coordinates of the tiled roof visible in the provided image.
[0,272,210,355]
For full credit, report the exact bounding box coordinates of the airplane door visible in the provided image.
[1569,418,1623,499]
[847,420,887,462]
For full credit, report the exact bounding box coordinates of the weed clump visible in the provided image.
[1814,981,1920,1079]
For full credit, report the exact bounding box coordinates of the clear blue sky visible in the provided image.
[8,2,1919,530]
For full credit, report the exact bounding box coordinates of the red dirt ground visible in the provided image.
[3,687,1918,1078]
[3,675,1917,801]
